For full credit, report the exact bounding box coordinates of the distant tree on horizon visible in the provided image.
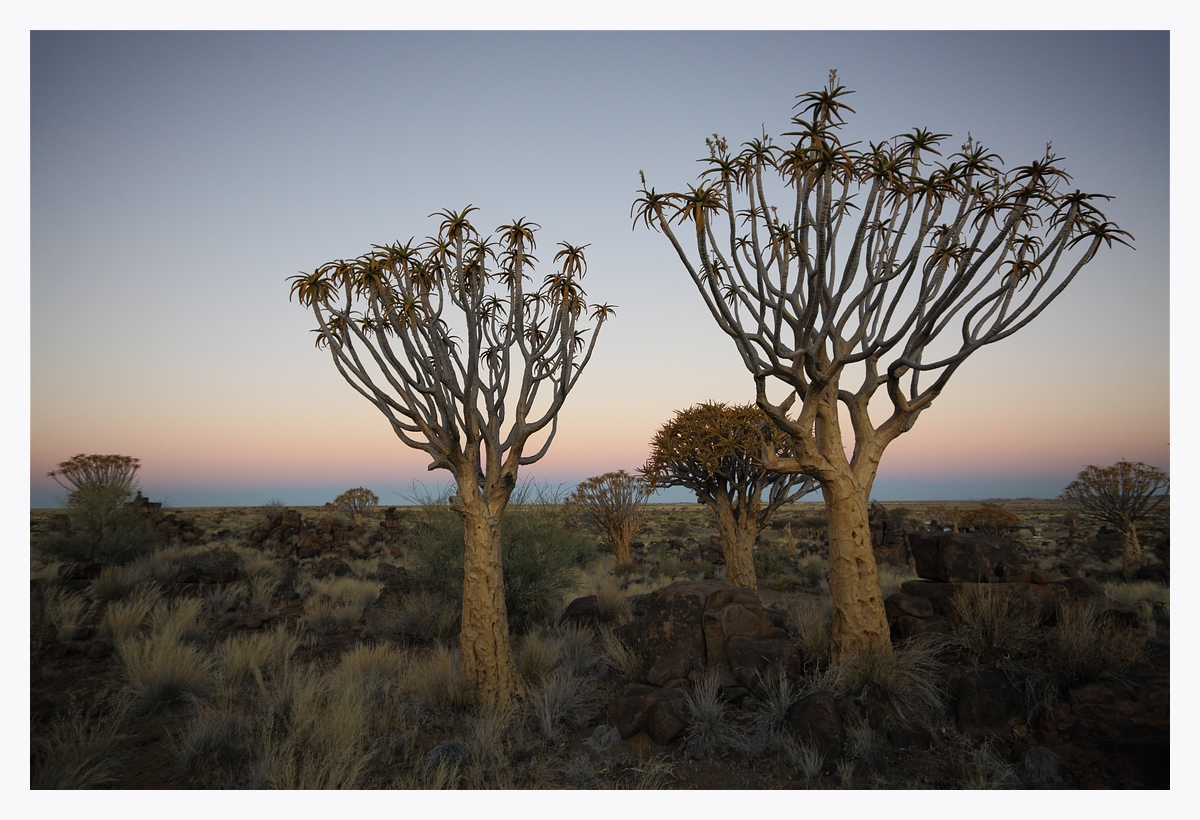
[563,470,649,565]
[1061,460,1168,579]
[636,70,1132,665]
[290,207,613,704]
[642,401,817,589]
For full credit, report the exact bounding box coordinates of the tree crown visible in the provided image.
[1061,461,1168,529]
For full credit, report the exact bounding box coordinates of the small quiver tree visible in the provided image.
[641,402,817,589]
[1061,461,1168,579]
[563,471,650,565]
[333,487,379,526]
[289,207,613,704]
[636,71,1131,665]
[44,454,156,563]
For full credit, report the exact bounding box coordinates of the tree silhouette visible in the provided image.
[564,470,650,565]
[290,207,613,703]
[1061,461,1168,579]
[642,402,816,589]
[637,71,1132,663]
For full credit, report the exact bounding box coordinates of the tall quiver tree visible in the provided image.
[1061,461,1168,579]
[290,207,613,703]
[642,402,816,589]
[636,71,1132,665]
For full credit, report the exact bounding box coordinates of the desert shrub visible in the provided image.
[120,632,214,712]
[783,594,832,670]
[653,556,685,580]
[149,596,206,643]
[682,669,742,759]
[554,622,601,678]
[410,645,471,713]
[1046,600,1145,688]
[518,629,563,685]
[44,589,93,641]
[592,577,630,624]
[40,454,161,564]
[529,669,598,744]
[302,577,383,630]
[89,563,150,602]
[333,487,379,525]
[947,585,1042,661]
[754,540,792,579]
[216,627,300,690]
[794,554,828,591]
[363,589,459,646]
[173,701,255,787]
[598,627,642,681]
[31,704,127,789]
[746,667,799,757]
[100,586,161,643]
[409,504,596,633]
[205,582,246,615]
[823,639,947,731]
[959,504,1022,534]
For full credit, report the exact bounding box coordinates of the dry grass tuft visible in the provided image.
[100,586,161,643]
[216,626,300,691]
[302,577,383,630]
[410,645,471,713]
[120,632,214,712]
[949,585,1041,661]
[593,577,631,623]
[45,589,93,641]
[783,594,832,669]
[89,564,150,602]
[1047,600,1145,688]
[149,596,206,642]
[31,704,127,789]
[518,629,563,685]
[682,669,742,759]
[599,627,642,681]
[529,668,598,744]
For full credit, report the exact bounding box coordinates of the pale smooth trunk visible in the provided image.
[1121,523,1143,580]
[459,506,519,704]
[823,477,892,665]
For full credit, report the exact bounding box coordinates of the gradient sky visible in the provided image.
[28,30,1171,508]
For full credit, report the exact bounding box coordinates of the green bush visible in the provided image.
[38,453,159,565]
[409,502,596,634]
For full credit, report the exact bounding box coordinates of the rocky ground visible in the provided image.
[30,500,1169,789]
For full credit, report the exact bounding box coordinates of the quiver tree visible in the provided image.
[1061,461,1168,579]
[564,470,649,565]
[44,454,155,563]
[636,71,1132,664]
[641,402,817,589]
[289,207,612,703]
[333,487,379,526]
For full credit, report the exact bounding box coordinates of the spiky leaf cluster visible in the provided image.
[636,71,1132,475]
[642,402,815,512]
[289,207,614,482]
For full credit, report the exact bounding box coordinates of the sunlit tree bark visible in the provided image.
[637,72,1132,664]
[290,208,613,703]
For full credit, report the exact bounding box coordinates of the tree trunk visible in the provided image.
[1121,522,1143,580]
[458,500,520,705]
[822,475,892,665]
[611,536,632,565]
[712,503,758,590]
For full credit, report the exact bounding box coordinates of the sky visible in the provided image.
[25,28,1173,508]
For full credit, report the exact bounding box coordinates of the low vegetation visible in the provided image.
[30,496,1167,789]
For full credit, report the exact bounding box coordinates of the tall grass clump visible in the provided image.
[783,594,832,670]
[120,632,214,712]
[149,596,206,642]
[1046,600,1145,688]
[682,669,742,759]
[948,585,1041,661]
[409,490,596,633]
[518,628,564,685]
[826,639,947,732]
[529,668,598,744]
[89,564,150,602]
[302,577,383,630]
[599,627,642,681]
[216,626,300,691]
[100,586,161,643]
[31,704,128,789]
[409,645,472,713]
[44,589,93,641]
[173,701,255,787]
